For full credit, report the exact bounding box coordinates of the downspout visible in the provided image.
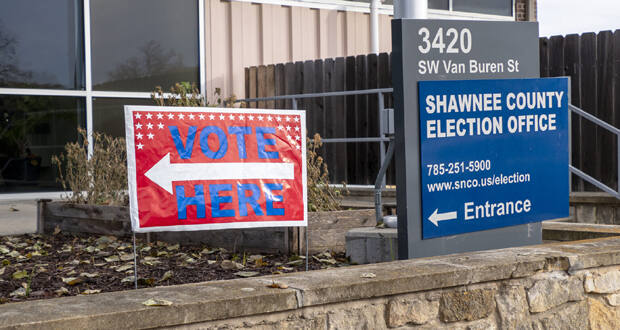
[370,0,380,54]
[394,0,428,19]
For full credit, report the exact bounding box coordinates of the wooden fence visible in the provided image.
[245,53,394,185]
[540,31,620,191]
[246,30,620,190]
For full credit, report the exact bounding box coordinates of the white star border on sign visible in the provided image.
[133,111,303,152]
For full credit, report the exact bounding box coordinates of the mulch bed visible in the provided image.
[0,231,349,304]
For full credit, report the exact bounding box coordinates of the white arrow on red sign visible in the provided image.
[145,153,295,194]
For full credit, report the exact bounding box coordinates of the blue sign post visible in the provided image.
[419,77,569,239]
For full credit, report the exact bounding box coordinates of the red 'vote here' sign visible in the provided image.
[124,106,307,232]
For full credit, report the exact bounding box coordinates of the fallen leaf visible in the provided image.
[286,259,304,266]
[141,256,161,266]
[81,289,101,295]
[221,260,244,270]
[9,287,26,297]
[12,270,28,280]
[167,244,180,251]
[138,278,155,286]
[115,264,134,272]
[156,251,169,257]
[159,270,173,282]
[9,206,18,212]
[140,246,151,253]
[142,298,173,307]
[0,267,4,275]
[277,266,294,272]
[200,248,215,255]
[318,258,337,265]
[53,226,61,235]
[85,246,97,253]
[267,282,289,289]
[207,260,216,265]
[62,277,84,285]
[185,257,197,264]
[0,245,9,254]
[104,256,120,263]
[121,276,135,283]
[8,251,20,258]
[317,252,332,259]
[79,272,99,278]
[116,243,131,251]
[234,271,260,278]
[119,253,134,261]
[360,273,376,278]
[55,287,69,296]
[96,236,116,244]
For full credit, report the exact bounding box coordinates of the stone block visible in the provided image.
[605,293,620,306]
[527,274,578,313]
[584,269,620,293]
[439,289,495,323]
[462,318,498,330]
[495,285,532,329]
[588,298,620,330]
[387,296,439,327]
[531,301,588,330]
[326,303,385,330]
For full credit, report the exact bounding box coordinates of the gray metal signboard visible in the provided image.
[392,19,541,259]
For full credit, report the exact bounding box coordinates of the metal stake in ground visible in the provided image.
[306,227,309,271]
[132,232,138,289]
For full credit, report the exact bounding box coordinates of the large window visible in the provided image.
[90,0,199,92]
[343,0,512,17]
[429,0,450,10]
[0,0,202,194]
[453,0,513,17]
[92,98,153,138]
[0,96,85,192]
[0,0,84,89]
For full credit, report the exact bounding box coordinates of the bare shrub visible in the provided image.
[306,134,345,211]
[51,128,128,205]
[152,83,241,108]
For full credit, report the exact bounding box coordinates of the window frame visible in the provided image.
[0,0,205,159]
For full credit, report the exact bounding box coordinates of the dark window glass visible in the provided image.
[0,1,84,89]
[343,0,448,8]
[0,96,85,192]
[92,98,154,138]
[429,0,450,10]
[90,0,199,92]
[453,0,513,16]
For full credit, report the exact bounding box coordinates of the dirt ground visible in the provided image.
[0,231,349,304]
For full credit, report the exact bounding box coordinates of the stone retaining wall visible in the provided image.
[3,237,620,329]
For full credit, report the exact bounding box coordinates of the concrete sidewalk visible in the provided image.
[0,192,64,236]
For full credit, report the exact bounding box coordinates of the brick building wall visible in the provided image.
[516,0,537,21]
